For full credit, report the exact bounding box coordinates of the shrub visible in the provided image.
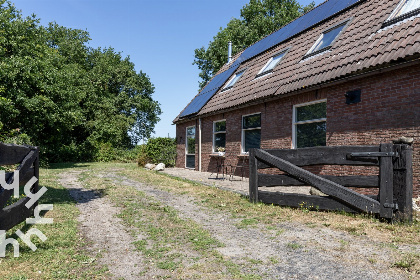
[143,137,176,167]
[137,144,149,167]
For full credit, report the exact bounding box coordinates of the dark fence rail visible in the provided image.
[249,143,413,222]
[0,143,39,230]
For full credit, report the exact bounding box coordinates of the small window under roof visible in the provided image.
[304,21,348,59]
[383,0,420,27]
[222,69,246,91]
[256,50,288,78]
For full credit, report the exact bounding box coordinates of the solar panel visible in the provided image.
[178,0,364,118]
[179,64,240,117]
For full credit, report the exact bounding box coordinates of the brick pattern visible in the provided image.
[176,63,420,197]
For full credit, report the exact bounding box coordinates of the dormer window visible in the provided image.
[222,69,246,91]
[383,0,420,27]
[256,50,288,78]
[303,20,349,59]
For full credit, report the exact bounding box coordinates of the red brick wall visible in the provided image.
[175,64,420,197]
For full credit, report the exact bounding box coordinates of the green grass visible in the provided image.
[4,162,420,279]
[0,165,109,279]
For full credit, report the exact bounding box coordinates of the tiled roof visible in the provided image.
[176,0,420,122]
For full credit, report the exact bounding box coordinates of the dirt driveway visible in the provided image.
[59,165,419,279]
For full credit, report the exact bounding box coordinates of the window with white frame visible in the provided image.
[185,126,196,168]
[222,69,246,91]
[256,50,287,77]
[293,100,327,149]
[242,113,261,153]
[384,0,420,27]
[213,120,226,153]
[304,21,348,59]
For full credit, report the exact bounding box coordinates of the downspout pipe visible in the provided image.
[199,118,202,172]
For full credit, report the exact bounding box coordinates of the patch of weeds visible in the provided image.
[286,242,302,250]
[269,257,279,264]
[338,240,349,251]
[157,260,180,270]
[237,218,259,229]
[245,257,264,265]
[298,202,318,213]
[368,255,377,264]
[305,222,317,228]
[392,253,419,271]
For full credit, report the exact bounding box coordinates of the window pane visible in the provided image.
[187,136,195,154]
[296,102,326,122]
[243,114,261,129]
[225,70,244,88]
[186,155,195,168]
[214,120,226,132]
[398,0,420,16]
[244,129,261,152]
[312,24,345,53]
[187,126,195,136]
[296,122,326,148]
[214,133,226,151]
[261,52,285,73]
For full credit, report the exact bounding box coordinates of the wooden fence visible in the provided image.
[0,143,39,230]
[249,143,413,222]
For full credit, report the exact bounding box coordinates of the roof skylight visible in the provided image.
[304,21,348,59]
[222,69,246,91]
[384,0,420,27]
[256,50,287,77]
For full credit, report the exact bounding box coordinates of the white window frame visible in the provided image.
[292,99,327,149]
[256,49,289,78]
[304,19,350,59]
[185,126,196,169]
[222,69,246,91]
[213,119,226,153]
[241,113,261,154]
[384,0,420,26]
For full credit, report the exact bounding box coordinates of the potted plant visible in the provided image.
[217,147,225,156]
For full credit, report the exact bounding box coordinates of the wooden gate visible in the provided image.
[249,143,413,222]
[0,143,39,230]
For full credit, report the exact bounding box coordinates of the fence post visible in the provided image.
[393,144,413,222]
[379,143,393,220]
[249,149,258,203]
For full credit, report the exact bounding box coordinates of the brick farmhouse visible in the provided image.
[174,0,420,198]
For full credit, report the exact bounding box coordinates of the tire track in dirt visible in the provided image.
[100,172,408,280]
[59,171,146,280]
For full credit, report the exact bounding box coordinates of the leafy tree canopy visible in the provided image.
[193,0,315,89]
[0,0,161,162]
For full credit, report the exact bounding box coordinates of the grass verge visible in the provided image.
[0,164,109,279]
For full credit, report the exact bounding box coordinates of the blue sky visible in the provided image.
[12,0,322,139]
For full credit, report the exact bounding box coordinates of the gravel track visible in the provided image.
[59,169,412,279]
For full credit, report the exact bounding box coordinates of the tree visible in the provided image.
[193,0,315,89]
[0,0,161,162]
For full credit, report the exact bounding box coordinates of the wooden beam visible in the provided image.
[258,174,379,188]
[0,149,38,209]
[258,191,357,213]
[379,144,394,219]
[0,143,32,165]
[257,146,379,169]
[255,149,380,214]
[392,144,413,222]
[0,197,35,231]
[249,149,259,203]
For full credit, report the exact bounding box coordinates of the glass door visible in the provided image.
[186,126,195,168]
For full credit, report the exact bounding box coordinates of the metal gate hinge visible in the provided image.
[383,203,399,210]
